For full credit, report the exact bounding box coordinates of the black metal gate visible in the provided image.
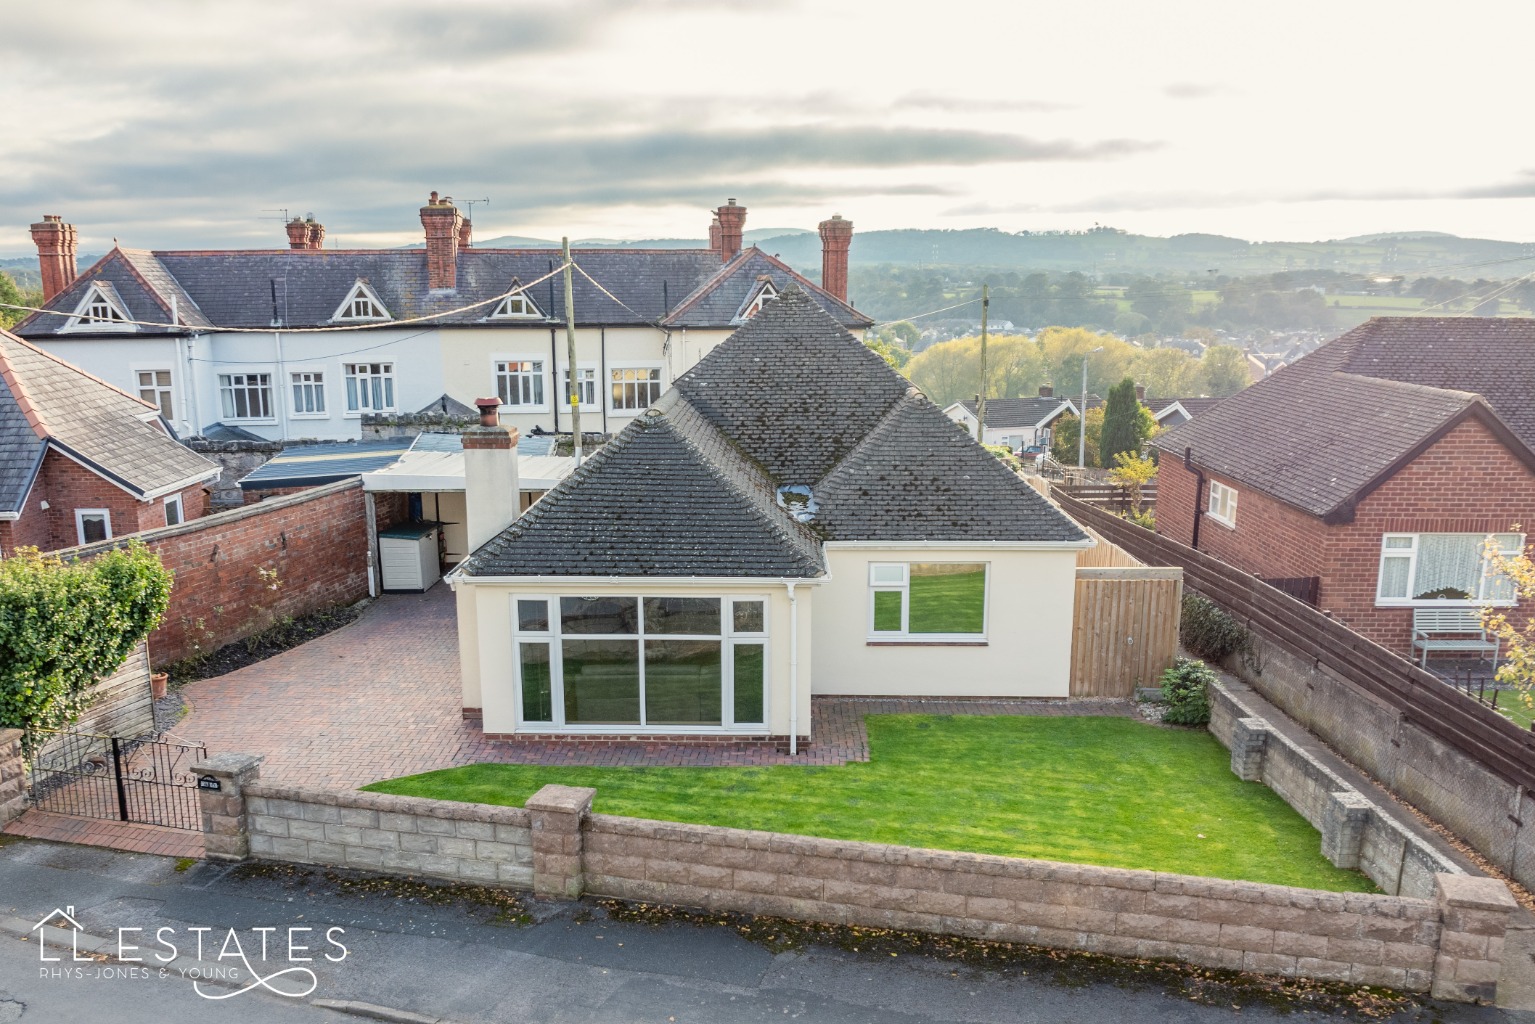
[25,727,209,831]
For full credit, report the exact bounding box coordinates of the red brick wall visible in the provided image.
[56,479,373,666]
[0,450,211,556]
[1157,417,1535,655]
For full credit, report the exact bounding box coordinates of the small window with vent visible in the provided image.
[489,289,542,319]
[66,285,133,331]
[742,282,778,319]
[332,282,391,322]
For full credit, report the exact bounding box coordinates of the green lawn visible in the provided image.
[367,716,1373,892]
[1499,698,1535,730]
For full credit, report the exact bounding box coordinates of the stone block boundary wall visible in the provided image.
[0,730,25,829]
[57,479,373,666]
[197,757,1519,1003]
[1208,681,1456,899]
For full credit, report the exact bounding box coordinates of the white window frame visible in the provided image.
[561,365,599,411]
[609,364,664,413]
[133,367,175,420]
[487,287,543,320]
[510,594,770,734]
[867,561,990,642]
[75,509,112,545]
[1375,532,1524,608]
[495,357,548,411]
[330,281,392,323]
[289,367,327,418]
[163,494,184,527]
[740,281,778,319]
[217,370,276,423]
[62,285,136,333]
[1207,480,1238,529]
[344,362,396,415]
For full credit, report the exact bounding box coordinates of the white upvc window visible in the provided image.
[511,595,769,732]
[1207,480,1238,528]
[742,281,778,318]
[488,288,543,319]
[136,369,174,420]
[868,562,989,641]
[290,370,327,416]
[65,285,134,332]
[332,281,391,322]
[496,359,546,409]
[163,494,184,527]
[610,366,663,412]
[218,372,274,421]
[344,363,395,414]
[1376,532,1524,607]
[75,509,111,545]
[561,367,598,410]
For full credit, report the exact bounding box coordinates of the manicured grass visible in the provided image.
[367,716,1373,892]
[1499,697,1535,730]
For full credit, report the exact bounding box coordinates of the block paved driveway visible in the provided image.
[176,583,1132,790]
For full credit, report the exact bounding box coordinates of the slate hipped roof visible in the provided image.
[1156,317,1535,521]
[0,330,218,514]
[15,245,871,336]
[953,397,1072,430]
[462,287,1088,578]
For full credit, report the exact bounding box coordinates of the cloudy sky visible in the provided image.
[4,0,1534,254]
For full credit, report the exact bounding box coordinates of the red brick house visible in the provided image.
[1155,317,1535,655]
[0,329,220,555]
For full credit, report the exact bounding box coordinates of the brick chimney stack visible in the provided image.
[458,218,473,249]
[420,192,464,291]
[286,215,325,250]
[818,214,853,302]
[30,215,78,303]
[708,214,722,253]
[307,216,325,250]
[1038,384,1053,398]
[1134,384,1146,402]
[715,199,746,262]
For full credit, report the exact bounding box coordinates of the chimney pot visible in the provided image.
[458,219,472,249]
[715,200,747,262]
[1038,384,1053,398]
[817,213,854,302]
[31,215,79,303]
[474,397,500,427]
[1134,384,1146,402]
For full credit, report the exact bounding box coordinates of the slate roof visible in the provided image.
[1156,317,1535,520]
[661,248,872,329]
[462,287,1087,578]
[1144,397,1223,420]
[954,397,1071,430]
[0,330,218,513]
[16,246,870,338]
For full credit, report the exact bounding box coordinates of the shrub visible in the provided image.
[1180,593,1250,662]
[0,543,172,734]
[1160,658,1216,726]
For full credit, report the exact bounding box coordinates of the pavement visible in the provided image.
[1,837,1531,1024]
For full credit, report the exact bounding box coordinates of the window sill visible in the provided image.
[1206,515,1236,530]
[290,413,329,420]
[1375,600,1516,609]
[866,640,988,647]
[222,419,278,426]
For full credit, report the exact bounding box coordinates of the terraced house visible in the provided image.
[13,198,870,442]
[449,287,1092,744]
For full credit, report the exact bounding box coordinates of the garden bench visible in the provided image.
[1411,607,1499,668]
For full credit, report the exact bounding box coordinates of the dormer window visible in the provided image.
[332,281,391,322]
[64,284,135,332]
[488,283,543,320]
[742,281,778,319]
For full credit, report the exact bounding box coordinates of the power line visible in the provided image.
[871,298,982,328]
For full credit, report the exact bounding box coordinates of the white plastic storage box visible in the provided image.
[378,522,441,592]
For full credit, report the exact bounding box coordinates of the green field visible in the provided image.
[367,715,1374,892]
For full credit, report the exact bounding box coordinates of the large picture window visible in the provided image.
[610,366,662,411]
[218,372,273,420]
[511,595,767,731]
[1376,532,1523,606]
[345,363,395,413]
[497,359,545,408]
[869,562,988,639]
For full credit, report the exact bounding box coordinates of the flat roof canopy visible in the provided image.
[238,432,573,493]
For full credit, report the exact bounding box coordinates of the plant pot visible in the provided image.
[150,672,169,701]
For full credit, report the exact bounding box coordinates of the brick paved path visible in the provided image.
[174,584,1137,789]
[4,810,204,859]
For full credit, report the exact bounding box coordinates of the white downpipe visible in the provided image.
[787,580,799,756]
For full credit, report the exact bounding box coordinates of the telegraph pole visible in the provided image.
[976,284,989,444]
[562,237,581,465]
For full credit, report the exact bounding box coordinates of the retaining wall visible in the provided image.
[198,757,1520,1003]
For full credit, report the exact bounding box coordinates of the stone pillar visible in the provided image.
[1319,790,1371,871]
[1229,716,1269,782]
[0,729,27,828]
[526,784,595,900]
[1432,873,1518,1004]
[193,753,263,862]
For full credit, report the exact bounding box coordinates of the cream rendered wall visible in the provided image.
[465,580,814,738]
[812,545,1079,697]
[457,583,482,712]
[422,492,469,562]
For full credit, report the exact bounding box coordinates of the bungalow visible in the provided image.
[944,387,1220,450]
[0,328,219,555]
[13,199,871,443]
[449,287,1092,744]
[1155,317,1535,656]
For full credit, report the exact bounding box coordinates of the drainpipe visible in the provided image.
[274,331,289,440]
[1184,446,1205,551]
[786,581,799,756]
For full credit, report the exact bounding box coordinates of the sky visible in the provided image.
[3,0,1535,255]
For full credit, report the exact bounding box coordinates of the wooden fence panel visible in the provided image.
[1075,525,1144,568]
[1070,568,1183,696]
